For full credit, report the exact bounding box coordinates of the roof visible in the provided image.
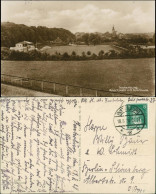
[142,45,155,49]
[16,41,33,45]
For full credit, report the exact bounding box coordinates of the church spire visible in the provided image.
[112,25,117,37]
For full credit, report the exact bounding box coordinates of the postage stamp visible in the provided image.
[114,104,148,136]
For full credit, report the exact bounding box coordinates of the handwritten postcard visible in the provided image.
[0,97,155,193]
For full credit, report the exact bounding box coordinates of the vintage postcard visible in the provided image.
[0,97,155,193]
[1,0,155,97]
[1,1,156,194]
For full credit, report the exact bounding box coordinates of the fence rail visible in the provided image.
[1,73,137,97]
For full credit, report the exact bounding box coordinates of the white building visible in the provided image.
[10,41,36,52]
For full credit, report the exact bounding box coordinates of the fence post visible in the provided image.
[41,81,44,91]
[80,88,82,96]
[20,79,23,86]
[2,76,4,82]
[95,90,98,97]
[53,83,56,92]
[30,80,33,87]
[66,85,68,96]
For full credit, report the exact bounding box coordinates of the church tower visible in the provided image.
[112,25,117,37]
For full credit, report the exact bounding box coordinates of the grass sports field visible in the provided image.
[41,45,120,55]
[1,58,155,96]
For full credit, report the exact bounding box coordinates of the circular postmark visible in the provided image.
[114,105,145,136]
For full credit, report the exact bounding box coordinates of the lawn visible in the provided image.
[41,45,120,55]
[1,58,155,96]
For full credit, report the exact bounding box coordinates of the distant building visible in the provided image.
[118,33,125,39]
[141,45,155,50]
[53,37,63,44]
[112,25,117,37]
[76,41,86,45]
[75,32,86,40]
[10,41,36,52]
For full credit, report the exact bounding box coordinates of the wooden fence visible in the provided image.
[1,73,136,97]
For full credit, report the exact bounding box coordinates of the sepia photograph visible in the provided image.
[1,0,155,97]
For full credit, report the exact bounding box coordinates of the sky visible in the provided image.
[1,1,155,33]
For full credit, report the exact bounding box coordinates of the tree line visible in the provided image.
[77,33,155,46]
[1,22,75,47]
[1,47,155,61]
[2,22,154,48]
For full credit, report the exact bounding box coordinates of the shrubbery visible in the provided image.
[1,47,155,61]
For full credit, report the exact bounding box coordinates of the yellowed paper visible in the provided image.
[0,97,155,193]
